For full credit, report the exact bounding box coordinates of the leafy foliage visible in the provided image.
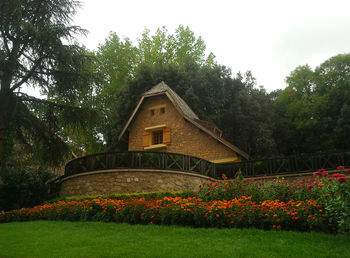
[274,54,350,154]
[0,0,97,170]
[0,166,55,211]
[107,61,277,158]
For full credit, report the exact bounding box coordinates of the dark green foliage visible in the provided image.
[0,0,96,172]
[274,54,350,155]
[108,62,278,158]
[0,166,55,211]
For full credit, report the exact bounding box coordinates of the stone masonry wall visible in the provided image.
[59,169,212,197]
[128,95,238,161]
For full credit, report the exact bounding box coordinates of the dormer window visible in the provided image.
[150,109,155,116]
[160,107,165,114]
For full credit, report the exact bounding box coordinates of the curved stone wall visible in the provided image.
[59,169,213,197]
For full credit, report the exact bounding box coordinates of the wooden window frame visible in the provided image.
[152,130,163,145]
[143,126,171,150]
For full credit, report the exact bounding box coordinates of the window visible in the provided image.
[150,109,155,116]
[152,130,163,144]
[160,107,165,114]
[143,127,171,150]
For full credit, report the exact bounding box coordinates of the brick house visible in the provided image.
[118,82,248,163]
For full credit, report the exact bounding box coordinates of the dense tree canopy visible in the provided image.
[274,54,350,154]
[1,0,349,171]
[108,61,277,158]
[0,0,96,172]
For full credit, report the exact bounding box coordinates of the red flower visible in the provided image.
[337,166,345,170]
[338,177,347,183]
[333,173,345,178]
[306,185,313,190]
[346,169,350,174]
[222,173,228,180]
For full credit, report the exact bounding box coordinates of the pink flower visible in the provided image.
[317,184,324,187]
[322,171,329,176]
[313,172,320,176]
[306,185,313,190]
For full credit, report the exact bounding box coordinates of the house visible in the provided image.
[119,82,248,163]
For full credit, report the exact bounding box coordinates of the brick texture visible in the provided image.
[128,95,238,161]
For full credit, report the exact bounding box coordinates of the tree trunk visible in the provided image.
[0,88,17,177]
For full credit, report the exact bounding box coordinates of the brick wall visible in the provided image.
[59,169,212,197]
[128,95,238,161]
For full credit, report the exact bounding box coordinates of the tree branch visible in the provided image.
[11,57,43,91]
[16,92,84,110]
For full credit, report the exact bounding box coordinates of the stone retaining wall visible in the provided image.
[59,169,213,197]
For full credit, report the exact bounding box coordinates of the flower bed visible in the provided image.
[1,167,349,234]
[0,196,326,232]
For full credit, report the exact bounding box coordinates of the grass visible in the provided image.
[0,221,349,258]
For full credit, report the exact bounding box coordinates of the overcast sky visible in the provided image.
[73,0,350,92]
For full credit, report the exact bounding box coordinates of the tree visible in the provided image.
[93,25,216,145]
[274,53,350,154]
[273,65,319,154]
[0,0,94,173]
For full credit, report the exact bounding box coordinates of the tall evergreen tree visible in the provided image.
[0,0,94,173]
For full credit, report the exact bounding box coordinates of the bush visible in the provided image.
[48,190,196,203]
[198,169,350,233]
[316,176,350,234]
[0,166,55,211]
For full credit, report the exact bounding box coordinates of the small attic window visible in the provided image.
[160,107,165,114]
[150,109,155,116]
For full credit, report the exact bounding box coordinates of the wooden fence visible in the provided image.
[65,151,217,178]
[216,151,350,178]
[65,150,350,179]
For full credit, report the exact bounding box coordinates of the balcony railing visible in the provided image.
[65,150,350,180]
[216,151,350,178]
[65,151,217,178]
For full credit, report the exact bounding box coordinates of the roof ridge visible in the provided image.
[143,81,199,120]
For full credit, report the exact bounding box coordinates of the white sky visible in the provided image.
[72,0,350,92]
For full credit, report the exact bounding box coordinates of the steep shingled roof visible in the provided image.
[143,81,199,120]
[118,81,249,160]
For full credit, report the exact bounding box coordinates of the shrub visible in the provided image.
[48,190,196,203]
[0,166,55,211]
[316,178,350,234]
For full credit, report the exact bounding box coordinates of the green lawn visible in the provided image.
[0,221,349,258]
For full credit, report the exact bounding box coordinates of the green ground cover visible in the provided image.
[1,221,349,258]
